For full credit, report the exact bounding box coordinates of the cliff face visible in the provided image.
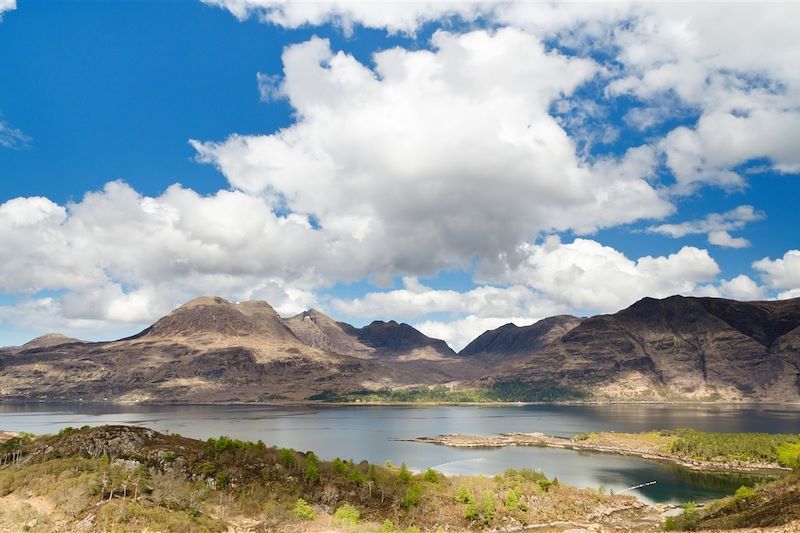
[484,296,800,401]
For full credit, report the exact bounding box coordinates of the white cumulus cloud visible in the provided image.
[478,236,721,313]
[754,250,800,299]
[647,205,763,248]
[193,30,672,282]
[202,0,492,34]
[0,0,14,17]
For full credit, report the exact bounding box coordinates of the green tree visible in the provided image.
[294,498,316,520]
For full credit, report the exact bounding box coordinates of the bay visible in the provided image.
[2,402,797,504]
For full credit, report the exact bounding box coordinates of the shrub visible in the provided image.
[304,452,320,484]
[662,501,700,532]
[398,463,412,483]
[214,471,230,488]
[401,484,423,508]
[734,485,754,503]
[381,519,396,533]
[334,503,360,524]
[279,448,295,468]
[294,498,316,521]
[481,491,496,521]
[456,485,472,504]
[423,468,438,483]
[464,501,477,520]
[776,442,800,469]
[505,488,521,509]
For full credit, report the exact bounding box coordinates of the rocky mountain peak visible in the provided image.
[135,296,291,340]
[357,320,456,356]
[459,315,583,357]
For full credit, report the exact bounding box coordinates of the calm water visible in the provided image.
[2,402,798,504]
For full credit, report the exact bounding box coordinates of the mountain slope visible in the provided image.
[459,315,583,358]
[0,297,472,403]
[284,309,375,358]
[354,320,456,359]
[285,311,457,360]
[285,310,479,381]
[0,297,380,403]
[5,294,800,403]
[483,295,800,401]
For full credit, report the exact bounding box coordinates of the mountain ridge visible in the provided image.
[479,295,800,402]
[3,294,800,403]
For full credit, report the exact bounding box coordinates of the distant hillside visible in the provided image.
[459,315,583,358]
[4,294,800,403]
[479,296,800,402]
[0,297,372,403]
[284,310,456,360]
[0,297,471,403]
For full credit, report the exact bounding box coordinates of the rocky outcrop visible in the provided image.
[285,309,375,358]
[484,296,800,401]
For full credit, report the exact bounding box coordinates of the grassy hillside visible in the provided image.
[0,425,650,532]
[5,425,800,532]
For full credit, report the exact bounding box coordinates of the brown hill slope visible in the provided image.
[483,295,800,401]
[0,297,386,403]
[284,309,375,358]
[459,315,583,358]
[285,310,482,381]
[0,297,473,403]
[285,311,457,360]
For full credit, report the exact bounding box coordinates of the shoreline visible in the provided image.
[3,398,800,407]
[406,432,792,475]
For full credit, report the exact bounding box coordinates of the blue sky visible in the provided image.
[0,1,798,349]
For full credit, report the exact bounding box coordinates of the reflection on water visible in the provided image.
[1,402,796,504]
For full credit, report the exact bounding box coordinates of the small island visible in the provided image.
[409,429,800,474]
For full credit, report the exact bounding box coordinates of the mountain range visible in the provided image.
[1,294,799,403]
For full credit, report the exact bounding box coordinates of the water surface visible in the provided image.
[2,402,796,504]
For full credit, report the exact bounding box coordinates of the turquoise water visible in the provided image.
[2,402,795,504]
